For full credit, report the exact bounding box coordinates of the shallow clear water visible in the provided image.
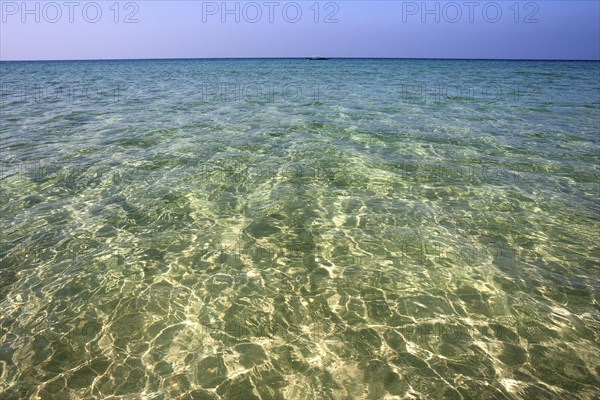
[0,59,599,399]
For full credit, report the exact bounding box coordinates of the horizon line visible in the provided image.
[1,56,599,62]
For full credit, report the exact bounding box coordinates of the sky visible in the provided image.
[1,1,599,61]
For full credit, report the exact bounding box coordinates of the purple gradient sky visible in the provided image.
[1,1,599,61]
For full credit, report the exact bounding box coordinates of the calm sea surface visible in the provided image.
[0,59,599,399]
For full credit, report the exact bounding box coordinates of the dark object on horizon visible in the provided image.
[306,56,330,60]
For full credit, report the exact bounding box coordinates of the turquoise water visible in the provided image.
[0,59,599,399]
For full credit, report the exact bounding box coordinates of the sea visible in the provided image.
[0,59,599,399]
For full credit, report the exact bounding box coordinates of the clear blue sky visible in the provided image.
[1,1,599,60]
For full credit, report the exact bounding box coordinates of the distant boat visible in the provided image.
[306,56,329,60]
